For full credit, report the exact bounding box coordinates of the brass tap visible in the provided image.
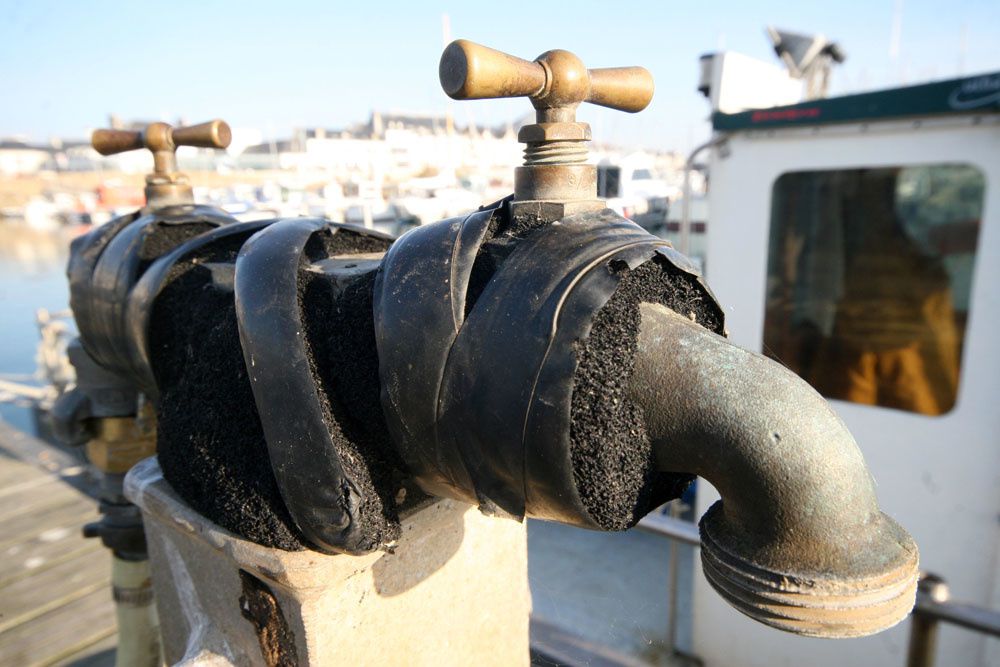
[85,404,157,475]
[92,120,232,209]
[439,40,653,218]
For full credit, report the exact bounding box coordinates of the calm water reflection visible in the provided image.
[0,224,79,433]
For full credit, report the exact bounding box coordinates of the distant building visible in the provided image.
[4,111,681,193]
[239,140,297,171]
[0,140,52,175]
[236,111,521,184]
[56,141,101,172]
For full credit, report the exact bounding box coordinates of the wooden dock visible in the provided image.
[0,421,116,666]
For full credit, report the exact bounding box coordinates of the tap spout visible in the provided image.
[630,302,918,638]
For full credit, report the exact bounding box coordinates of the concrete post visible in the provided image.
[124,458,531,666]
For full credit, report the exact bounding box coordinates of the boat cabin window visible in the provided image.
[763,165,984,416]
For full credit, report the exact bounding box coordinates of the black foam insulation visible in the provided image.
[151,229,399,551]
[461,205,724,529]
[570,256,724,530]
[152,260,307,549]
[299,263,404,551]
[149,210,721,548]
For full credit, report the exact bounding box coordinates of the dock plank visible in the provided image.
[0,427,117,667]
[0,476,90,521]
[0,499,97,552]
[0,454,44,487]
[0,585,116,667]
[1,535,102,588]
[0,548,110,634]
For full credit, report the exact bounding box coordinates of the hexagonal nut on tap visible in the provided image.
[438,40,653,210]
[517,123,591,144]
[91,119,232,208]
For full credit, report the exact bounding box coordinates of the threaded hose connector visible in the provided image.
[523,140,588,166]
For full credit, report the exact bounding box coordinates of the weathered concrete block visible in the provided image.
[125,457,530,666]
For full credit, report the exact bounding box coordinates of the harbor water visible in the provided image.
[0,224,75,434]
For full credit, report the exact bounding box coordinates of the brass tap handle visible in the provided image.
[439,39,654,114]
[587,67,655,113]
[91,120,231,207]
[171,120,232,150]
[91,129,145,156]
[92,120,232,156]
[440,40,546,102]
[440,40,653,210]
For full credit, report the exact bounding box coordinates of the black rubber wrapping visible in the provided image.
[67,210,141,365]
[67,198,722,549]
[67,204,234,381]
[126,220,275,397]
[374,204,722,528]
[373,206,495,506]
[235,219,395,554]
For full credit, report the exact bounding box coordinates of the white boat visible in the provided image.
[689,45,1000,667]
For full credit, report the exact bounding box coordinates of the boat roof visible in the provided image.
[713,70,1000,132]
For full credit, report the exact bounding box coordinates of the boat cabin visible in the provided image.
[694,68,1000,667]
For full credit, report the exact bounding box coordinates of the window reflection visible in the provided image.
[763,165,983,416]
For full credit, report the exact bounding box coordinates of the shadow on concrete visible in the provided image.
[371,502,465,596]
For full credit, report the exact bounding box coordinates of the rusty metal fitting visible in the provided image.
[86,401,157,474]
[86,409,157,475]
[439,40,653,212]
[92,120,232,209]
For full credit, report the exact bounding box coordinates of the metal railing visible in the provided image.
[637,513,1000,667]
[907,574,1000,667]
[637,508,701,663]
[637,510,700,546]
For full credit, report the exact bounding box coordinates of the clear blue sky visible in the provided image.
[1,0,997,153]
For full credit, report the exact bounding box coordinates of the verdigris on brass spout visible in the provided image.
[630,302,919,637]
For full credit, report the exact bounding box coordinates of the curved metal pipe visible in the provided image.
[630,303,918,638]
